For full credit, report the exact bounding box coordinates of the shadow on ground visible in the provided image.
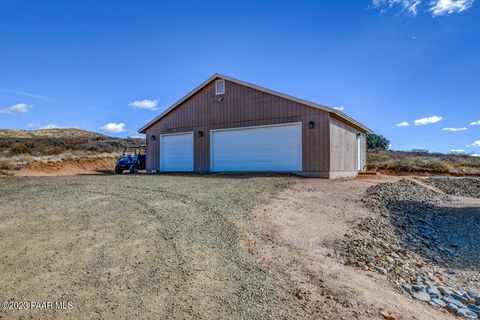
[94,172,303,179]
[390,200,480,270]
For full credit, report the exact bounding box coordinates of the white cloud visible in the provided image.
[414,115,443,126]
[470,140,480,147]
[372,0,422,15]
[442,127,468,132]
[40,124,61,129]
[129,99,159,110]
[26,122,39,128]
[470,120,480,126]
[396,121,409,127]
[333,105,345,111]
[100,122,126,133]
[471,154,480,157]
[430,0,474,16]
[0,103,33,114]
[371,0,475,16]
[450,149,465,153]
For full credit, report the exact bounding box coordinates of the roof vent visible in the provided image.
[215,79,225,95]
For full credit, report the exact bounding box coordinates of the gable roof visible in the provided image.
[138,73,372,133]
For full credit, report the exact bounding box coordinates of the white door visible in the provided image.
[211,123,302,172]
[357,134,362,171]
[160,132,194,172]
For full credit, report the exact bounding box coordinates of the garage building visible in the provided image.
[138,74,371,178]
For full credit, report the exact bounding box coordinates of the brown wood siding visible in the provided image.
[145,79,333,172]
[329,117,366,172]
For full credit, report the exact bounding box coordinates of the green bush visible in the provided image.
[367,133,390,150]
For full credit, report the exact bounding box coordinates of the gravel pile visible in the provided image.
[338,178,480,318]
[426,177,480,198]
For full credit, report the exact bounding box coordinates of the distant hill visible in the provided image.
[0,128,145,156]
[0,128,110,139]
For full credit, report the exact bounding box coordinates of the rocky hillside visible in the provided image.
[0,128,144,156]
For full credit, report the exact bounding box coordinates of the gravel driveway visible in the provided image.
[0,175,305,320]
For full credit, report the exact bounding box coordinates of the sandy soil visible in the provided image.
[248,176,455,320]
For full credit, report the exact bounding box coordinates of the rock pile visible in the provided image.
[403,274,480,318]
[338,178,480,318]
[425,177,480,198]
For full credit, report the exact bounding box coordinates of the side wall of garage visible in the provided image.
[145,79,331,173]
[329,116,367,178]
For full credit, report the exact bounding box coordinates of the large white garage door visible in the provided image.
[211,123,302,172]
[160,132,194,172]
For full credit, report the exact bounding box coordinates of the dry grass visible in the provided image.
[0,152,120,171]
[368,149,480,175]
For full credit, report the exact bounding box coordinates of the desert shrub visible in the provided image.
[34,143,65,155]
[367,133,390,150]
[10,142,33,154]
[43,146,65,155]
[458,161,480,169]
[88,145,100,152]
[367,153,391,163]
[411,159,451,172]
[110,141,121,148]
[410,149,430,155]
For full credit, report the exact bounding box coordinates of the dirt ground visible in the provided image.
[0,175,306,319]
[0,174,464,319]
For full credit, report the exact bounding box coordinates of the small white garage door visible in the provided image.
[160,132,194,172]
[211,123,302,172]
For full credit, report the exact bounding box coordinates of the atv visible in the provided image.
[115,146,146,174]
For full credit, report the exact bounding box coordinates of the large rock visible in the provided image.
[402,283,412,293]
[468,291,480,299]
[452,293,469,304]
[447,303,460,313]
[439,286,454,296]
[428,286,441,299]
[431,298,447,307]
[443,296,466,309]
[468,304,480,317]
[457,308,478,319]
[412,291,431,302]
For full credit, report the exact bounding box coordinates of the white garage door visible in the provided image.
[160,132,194,172]
[211,123,302,172]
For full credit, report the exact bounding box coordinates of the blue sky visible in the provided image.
[0,0,479,154]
